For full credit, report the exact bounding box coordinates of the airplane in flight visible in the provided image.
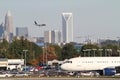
[34,21,46,27]
[61,57,120,76]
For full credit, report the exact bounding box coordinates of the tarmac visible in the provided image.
[0,77,120,80]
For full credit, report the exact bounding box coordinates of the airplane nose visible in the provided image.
[61,64,67,70]
[60,64,64,70]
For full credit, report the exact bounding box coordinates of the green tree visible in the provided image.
[61,43,77,60]
[8,36,43,65]
[0,39,9,58]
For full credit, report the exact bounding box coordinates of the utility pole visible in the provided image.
[23,50,28,73]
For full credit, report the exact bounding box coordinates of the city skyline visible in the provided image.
[0,0,120,43]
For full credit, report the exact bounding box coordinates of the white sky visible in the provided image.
[0,0,120,43]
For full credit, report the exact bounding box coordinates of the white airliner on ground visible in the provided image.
[61,57,120,76]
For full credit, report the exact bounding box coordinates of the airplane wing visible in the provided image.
[34,21,37,25]
[41,24,46,26]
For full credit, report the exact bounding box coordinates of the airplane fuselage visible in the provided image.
[61,57,120,71]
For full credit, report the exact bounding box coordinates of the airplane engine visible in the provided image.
[103,68,116,76]
[115,66,120,73]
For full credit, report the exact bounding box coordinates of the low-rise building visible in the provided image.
[0,58,8,70]
[0,58,24,71]
[7,59,24,70]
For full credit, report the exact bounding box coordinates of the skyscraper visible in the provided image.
[0,23,4,39]
[44,31,51,43]
[16,27,28,38]
[51,30,61,44]
[44,30,61,44]
[5,11,14,42]
[62,12,73,43]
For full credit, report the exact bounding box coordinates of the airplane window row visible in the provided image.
[66,61,72,63]
[81,61,120,63]
[112,61,120,63]
[97,61,120,63]
[82,61,93,63]
[97,61,108,63]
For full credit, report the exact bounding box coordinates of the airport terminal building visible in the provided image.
[0,58,24,71]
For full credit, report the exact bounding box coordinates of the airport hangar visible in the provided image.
[0,58,24,71]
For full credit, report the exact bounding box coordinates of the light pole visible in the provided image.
[83,49,91,57]
[86,49,91,57]
[108,49,112,56]
[98,49,103,57]
[105,49,107,56]
[23,50,28,73]
[92,49,97,57]
[83,49,87,57]
[117,50,120,56]
[105,49,112,57]
[45,43,47,65]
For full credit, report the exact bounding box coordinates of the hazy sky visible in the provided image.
[0,0,120,42]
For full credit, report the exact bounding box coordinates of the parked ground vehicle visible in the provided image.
[15,72,30,77]
[0,72,13,77]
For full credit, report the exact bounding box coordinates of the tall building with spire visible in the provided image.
[62,12,73,43]
[4,11,14,42]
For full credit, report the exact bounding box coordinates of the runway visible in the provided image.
[0,77,119,80]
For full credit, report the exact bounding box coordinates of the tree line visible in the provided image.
[0,37,120,65]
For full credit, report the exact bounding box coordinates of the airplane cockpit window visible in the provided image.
[68,61,72,63]
[63,61,72,64]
